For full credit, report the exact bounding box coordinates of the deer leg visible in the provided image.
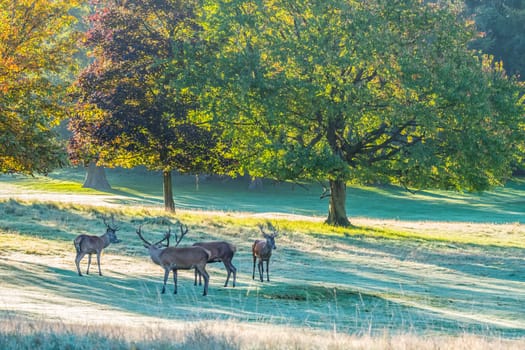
[161,268,170,294]
[193,269,202,286]
[174,269,179,294]
[258,260,264,282]
[86,254,92,275]
[75,252,85,276]
[223,261,231,287]
[266,260,270,282]
[196,266,209,296]
[230,262,237,287]
[252,256,257,280]
[224,260,237,287]
[96,252,102,276]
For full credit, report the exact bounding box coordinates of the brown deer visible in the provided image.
[252,222,278,282]
[192,241,237,287]
[136,224,212,296]
[74,216,121,276]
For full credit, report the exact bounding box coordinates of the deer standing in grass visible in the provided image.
[193,241,237,287]
[136,224,212,296]
[74,216,121,276]
[252,222,278,282]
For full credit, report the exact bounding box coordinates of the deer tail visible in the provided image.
[73,236,83,254]
[230,243,237,253]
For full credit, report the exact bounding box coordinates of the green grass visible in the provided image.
[2,167,524,223]
[0,168,524,348]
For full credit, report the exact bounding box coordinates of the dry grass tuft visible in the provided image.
[1,317,524,350]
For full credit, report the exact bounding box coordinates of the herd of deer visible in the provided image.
[73,217,279,296]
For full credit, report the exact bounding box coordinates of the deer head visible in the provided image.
[257,221,278,249]
[103,215,121,243]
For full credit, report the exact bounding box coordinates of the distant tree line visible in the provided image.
[465,0,525,80]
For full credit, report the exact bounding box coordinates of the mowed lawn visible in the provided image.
[0,168,524,348]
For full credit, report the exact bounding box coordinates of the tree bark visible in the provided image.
[163,170,175,212]
[82,161,111,190]
[325,179,351,226]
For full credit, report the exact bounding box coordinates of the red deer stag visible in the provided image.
[252,222,278,282]
[192,241,237,287]
[74,216,121,276]
[136,224,212,296]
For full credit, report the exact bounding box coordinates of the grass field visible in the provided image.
[0,167,524,349]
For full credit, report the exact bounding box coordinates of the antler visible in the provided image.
[136,225,170,247]
[258,222,278,236]
[103,214,120,231]
[266,221,278,234]
[162,228,171,247]
[153,231,170,247]
[257,223,266,235]
[174,223,188,247]
[136,225,152,246]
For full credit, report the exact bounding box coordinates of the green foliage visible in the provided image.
[70,0,233,175]
[0,0,82,174]
[203,0,523,190]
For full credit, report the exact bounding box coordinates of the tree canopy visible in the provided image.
[0,0,81,174]
[200,0,524,225]
[69,0,234,210]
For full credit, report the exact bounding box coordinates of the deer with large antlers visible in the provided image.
[252,222,278,282]
[193,241,237,287]
[74,216,121,276]
[136,223,212,296]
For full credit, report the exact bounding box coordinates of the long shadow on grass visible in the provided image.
[2,238,525,337]
[108,182,525,223]
[346,184,525,223]
[100,169,525,223]
[325,232,525,283]
[99,180,525,223]
[3,256,519,337]
[275,235,525,337]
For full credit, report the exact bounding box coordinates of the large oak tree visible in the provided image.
[200,0,524,225]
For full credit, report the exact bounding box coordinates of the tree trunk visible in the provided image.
[248,177,263,190]
[163,170,175,212]
[82,161,111,190]
[325,179,351,226]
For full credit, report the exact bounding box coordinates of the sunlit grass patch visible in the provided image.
[0,174,93,193]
